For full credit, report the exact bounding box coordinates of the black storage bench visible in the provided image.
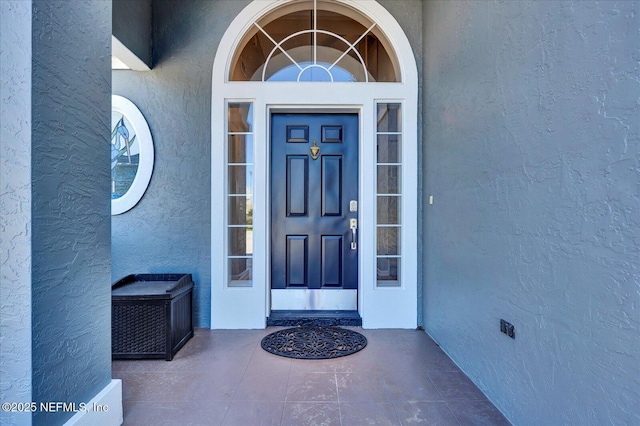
[112,273,194,361]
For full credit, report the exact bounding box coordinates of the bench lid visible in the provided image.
[112,274,193,299]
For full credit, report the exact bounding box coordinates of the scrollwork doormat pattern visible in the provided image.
[261,327,367,359]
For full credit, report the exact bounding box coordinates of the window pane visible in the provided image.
[377,227,400,255]
[377,196,400,224]
[229,227,253,256]
[228,134,253,164]
[298,64,334,82]
[335,55,365,82]
[228,196,253,225]
[228,103,253,132]
[357,35,397,82]
[261,10,311,43]
[280,36,313,61]
[230,32,272,81]
[377,257,400,286]
[377,103,401,132]
[317,10,368,44]
[228,165,253,195]
[377,134,401,163]
[229,258,252,287]
[377,165,401,194]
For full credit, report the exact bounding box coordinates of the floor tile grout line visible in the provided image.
[279,351,293,426]
[425,371,464,426]
[442,398,465,426]
[220,334,263,426]
[335,371,343,426]
[416,363,467,425]
[391,402,404,426]
[377,364,403,426]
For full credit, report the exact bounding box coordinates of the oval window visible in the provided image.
[111,95,154,215]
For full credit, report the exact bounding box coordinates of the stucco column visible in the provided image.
[2,1,117,425]
[1,2,33,425]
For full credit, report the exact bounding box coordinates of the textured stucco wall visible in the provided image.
[1,2,33,425]
[112,0,423,328]
[31,1,112,425]
[111,0,248,328]
[113,0,152,67]
[422,1,639,424]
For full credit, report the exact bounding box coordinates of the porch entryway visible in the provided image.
[113,328,511,425]
[211,0,419,328]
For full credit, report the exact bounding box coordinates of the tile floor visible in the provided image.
[112,328,510,425]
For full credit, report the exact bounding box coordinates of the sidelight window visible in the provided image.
[376,103,402,287]
[227,103,254,287]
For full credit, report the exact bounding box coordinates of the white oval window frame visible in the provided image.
[111,95,154,215]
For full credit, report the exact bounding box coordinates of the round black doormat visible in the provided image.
[261,327,367,359]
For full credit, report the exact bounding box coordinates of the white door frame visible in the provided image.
[211,0,418,329]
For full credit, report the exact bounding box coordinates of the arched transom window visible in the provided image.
[230,0,400,82]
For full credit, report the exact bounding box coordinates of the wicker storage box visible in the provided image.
[112,273,194,360]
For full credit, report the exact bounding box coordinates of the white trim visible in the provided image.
[112,36,150,71]
[63,379,122,426]
[111,95,154,215]
[211,0,418,329]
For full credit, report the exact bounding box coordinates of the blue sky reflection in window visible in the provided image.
[111,112,139,199]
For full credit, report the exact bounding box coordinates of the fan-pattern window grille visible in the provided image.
[230,0,399,82]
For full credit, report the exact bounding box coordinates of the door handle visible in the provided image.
[350,218,357,250]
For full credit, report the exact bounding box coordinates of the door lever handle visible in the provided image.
[350,218,357,250]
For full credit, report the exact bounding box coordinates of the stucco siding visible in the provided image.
[1,2,33,425]
[31,1,113,424]
[111,0,250,328]
[422,1,640,424]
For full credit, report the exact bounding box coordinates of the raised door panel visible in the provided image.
[287,155,308,216]
[287,236,307,286]
[321,235,342,287]
[321,155,342,217]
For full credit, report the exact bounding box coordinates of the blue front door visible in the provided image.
[271,113,359,309]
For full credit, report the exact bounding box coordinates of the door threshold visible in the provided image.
[267,310,362,327]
